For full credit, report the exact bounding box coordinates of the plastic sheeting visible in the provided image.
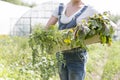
[0,1,30,35]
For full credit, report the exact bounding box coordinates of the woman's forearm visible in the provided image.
[46,16,58,29]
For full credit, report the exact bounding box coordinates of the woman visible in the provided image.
[46,0,98,80]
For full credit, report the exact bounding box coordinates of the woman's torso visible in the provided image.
[52,3,98,26]
[61,4,97,24]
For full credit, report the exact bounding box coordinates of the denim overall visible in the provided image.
[56,3,88,80]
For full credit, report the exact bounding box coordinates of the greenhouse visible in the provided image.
[2,0,119,36]
[12,0,68,36]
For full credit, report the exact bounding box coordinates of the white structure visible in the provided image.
[1,0,120,36]
[116,20,120,40]
[0,1,30,35]
[13,0,61,36]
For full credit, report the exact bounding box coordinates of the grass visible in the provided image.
[0,35,120,80]
[86,41,120,80]
[101,42,120,80]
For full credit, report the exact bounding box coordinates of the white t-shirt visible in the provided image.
[52,4,98,24]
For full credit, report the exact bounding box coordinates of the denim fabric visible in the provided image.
[56,48,87,80]
[58,4,88,30]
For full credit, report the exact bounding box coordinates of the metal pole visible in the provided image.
[30,17,32,34]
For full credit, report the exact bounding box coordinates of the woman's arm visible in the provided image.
[46,16,58,29]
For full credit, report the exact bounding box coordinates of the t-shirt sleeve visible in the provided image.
[88,6,99,16]
[83,5,99,18]
[77,5,99,24]
[52,7,59,18]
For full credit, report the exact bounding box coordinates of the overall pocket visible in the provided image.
[77,51,88,63]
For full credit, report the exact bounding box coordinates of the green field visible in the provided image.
[0,35,120,80]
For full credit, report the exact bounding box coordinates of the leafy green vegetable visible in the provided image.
[29,13,115,66]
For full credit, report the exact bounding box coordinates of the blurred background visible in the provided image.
[0,0,120,38]
[0,0,120,80]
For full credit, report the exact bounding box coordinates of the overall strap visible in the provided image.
[58,5,88,30]
[74,5,88,20]
[58,3,64,16]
